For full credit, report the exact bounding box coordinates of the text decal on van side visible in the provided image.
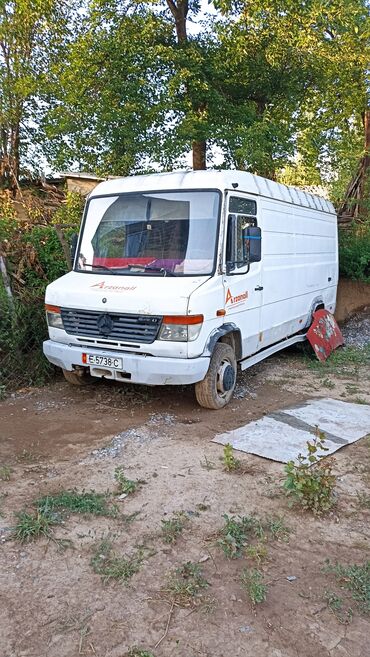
[90,281,137,292]
[225,288,248,307]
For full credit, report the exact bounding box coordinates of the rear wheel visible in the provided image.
[62,368,94,386]
[195,342,237,409]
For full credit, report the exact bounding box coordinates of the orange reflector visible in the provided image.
[45,304,61,313]
[216,309,226,317]
[82,353,87,364]
[163,314,204,325]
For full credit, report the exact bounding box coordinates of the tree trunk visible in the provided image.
[358,107,370,207]
[11,121,20,184]
[166,0,207,170]
[192,140,206,170]
[166,0,188,44]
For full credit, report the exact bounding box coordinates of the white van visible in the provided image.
[43,170,338,409]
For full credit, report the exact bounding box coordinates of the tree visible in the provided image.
[0,0,78,189]
[41,2,174,175]
[212,0,369,185]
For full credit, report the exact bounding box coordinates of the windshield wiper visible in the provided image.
[80,263,113,271]
[142,265,176,277]
[113,264,176,276]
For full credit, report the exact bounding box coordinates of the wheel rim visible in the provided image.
[216,357,236,400]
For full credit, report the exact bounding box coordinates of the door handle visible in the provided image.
[255,285,263,291]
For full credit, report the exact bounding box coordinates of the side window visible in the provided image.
[227,196,258,272]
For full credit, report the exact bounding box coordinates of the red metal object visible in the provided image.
[307,309,344,361]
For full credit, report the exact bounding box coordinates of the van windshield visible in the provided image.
[76,191,220,276]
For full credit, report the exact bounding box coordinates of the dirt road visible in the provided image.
[1,346,369,657]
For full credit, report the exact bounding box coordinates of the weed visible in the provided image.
[161,512,189,544]
[222,443,241,472]
[196,503,210,512]
[246,543,268,564]
[91,539,142,584]
[0,464,12,481]
[126,649,155,657]
[241,568,267,605]
[167,562,209,607]
[114,467,138,495]
[324,590,353,624]
[283,428,336,514]
[305,344,370,378]
[13,510,55,543]
[218,515,264,558]
[16,449,39,463]
[346,383,360,394]
[321,378,335,389]
[35,489,117,518]
[353,397,368,405]
[266,515,291,541]
[324,561,370,614]
[0,492,8,517]
[356,492,370,509]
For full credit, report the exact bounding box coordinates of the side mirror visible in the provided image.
[70,233,78,266]
[243,226,261,263]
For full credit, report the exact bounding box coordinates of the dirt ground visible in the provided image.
[1,344,370,657]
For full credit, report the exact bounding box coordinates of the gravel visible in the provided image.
[341,308,370,348]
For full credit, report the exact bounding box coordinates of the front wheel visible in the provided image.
[62,368,94,386]
[195,342,237,409]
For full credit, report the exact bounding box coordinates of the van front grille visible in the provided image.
[61,308,162,344]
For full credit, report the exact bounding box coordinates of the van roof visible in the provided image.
[89,170,336,215]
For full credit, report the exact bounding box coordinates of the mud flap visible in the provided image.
[307,309,344,361]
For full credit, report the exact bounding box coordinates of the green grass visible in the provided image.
[161,512,189,544]
[13,510,55,543]
[324,590,353,624]
[0,464,12,481]
[357,492,370,509]
[35,489,118,518]
[304,344,370,378]
[126,649,155,657]
[0,492,8,518]
[91,539,143,584]
[324,561,370,614]
[217,514,291,558]
[217,515,264,559]
[320,377,335,389]
[167,562,209,607]
[266,515,291,541]
[245,543,268,564]
[241,568,267,605]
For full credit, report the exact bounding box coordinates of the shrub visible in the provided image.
[339,224,370,283]
[241,568,267,605]
[283,428,336,514]
[0,189,83,394]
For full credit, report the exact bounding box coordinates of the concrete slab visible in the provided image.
[212,398,370,463]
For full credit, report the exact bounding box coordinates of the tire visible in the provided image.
[62,368,94,386]
[195,342,237,410]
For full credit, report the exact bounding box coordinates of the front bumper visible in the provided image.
[43,340,210,386]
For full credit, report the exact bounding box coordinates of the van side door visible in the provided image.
[223,194,263,358]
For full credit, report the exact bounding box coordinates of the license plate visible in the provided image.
[83,353,123,369]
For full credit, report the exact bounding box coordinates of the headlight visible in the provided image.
[158,315,203,342]
[45,304,64,329]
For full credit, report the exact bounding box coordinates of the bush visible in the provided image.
[0,296,54,391]
[283,428,337,515]
[0,189,84,394]
[339,224,370,283]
